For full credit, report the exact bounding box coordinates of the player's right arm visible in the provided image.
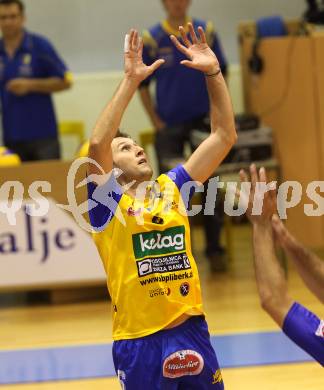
[272,216,324,304]
[88,29,164,175]
[171,23,237,184]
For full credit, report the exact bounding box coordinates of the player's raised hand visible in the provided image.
[170,23,219,75]
[271,215,298,250]
[239,165,277,225]
[124,29,165,83]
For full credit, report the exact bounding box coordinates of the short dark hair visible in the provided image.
[0,0,24,13]
[114,130,132,139]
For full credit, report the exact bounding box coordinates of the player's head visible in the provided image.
[111,130,153,184]
[162,0,191,19]
[0,0,25,39]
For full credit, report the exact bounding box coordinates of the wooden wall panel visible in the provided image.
[239,24,324,248]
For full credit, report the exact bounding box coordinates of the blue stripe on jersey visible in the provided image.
[167,164,193,190]
[87,165,194,230]
[87,174,123,231]
[167,164,197,208]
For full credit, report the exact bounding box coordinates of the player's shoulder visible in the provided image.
[163,165,193,189]
[143,22,165,48]
[149,22,164,37]
[28,31,55,51]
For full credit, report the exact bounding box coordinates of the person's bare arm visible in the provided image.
[88,30,164,175]
[252,222,293,327]
[138,86,165,131]
[272,215,324,304]
[6,77,71,96]
[170,23,236,183]
[240,165,293,327]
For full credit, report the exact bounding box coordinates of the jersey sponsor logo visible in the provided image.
[127,206,142,217]
[132,226,185,259]
[163,350,204,378]
[138,259,153,276]
[140,270,193,286]
[149,287,171,298]
[151,215,164,225]
[180,282,190,297]
[137,253,191,277]
[315,320,324,338]
[212,369,223,385]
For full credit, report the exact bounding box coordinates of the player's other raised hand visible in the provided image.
[170,22,219,75]
[124,29,165,83]
[239,164,277,225]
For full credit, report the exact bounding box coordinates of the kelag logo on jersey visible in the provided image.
[133,226,191,279]
[132,226,185,259]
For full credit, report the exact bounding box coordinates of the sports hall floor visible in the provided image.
[1,224,323,389]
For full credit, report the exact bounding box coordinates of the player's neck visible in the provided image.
[126,183,151,200]
[166,15,187,31]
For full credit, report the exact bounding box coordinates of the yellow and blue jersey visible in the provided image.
[140,18,227,126]
[88,165,204,341]
[0,30,72,143]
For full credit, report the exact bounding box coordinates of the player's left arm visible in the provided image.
[240,165,324,365]
[240,165,294,327]
[171,23,237,183]
[272,215,324,304]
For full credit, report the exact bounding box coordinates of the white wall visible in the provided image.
[54,64,243,167]
[25,0,306,72]
[54,64,243,139]
[1,1,306,149]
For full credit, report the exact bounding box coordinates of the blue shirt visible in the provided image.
[141,19,227,126]
[0,31,70,143]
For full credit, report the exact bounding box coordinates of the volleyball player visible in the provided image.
[87,24,236,388]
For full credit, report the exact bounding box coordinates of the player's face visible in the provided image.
[111,137,153,183]
[0,4,25,39]
[163,0,191,19]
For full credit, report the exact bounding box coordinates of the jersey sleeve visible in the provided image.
[167,164,198,208]
[282,302,324,366]
[167,164,192,189]
[38,37,72,81]
[87,173,123,232]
